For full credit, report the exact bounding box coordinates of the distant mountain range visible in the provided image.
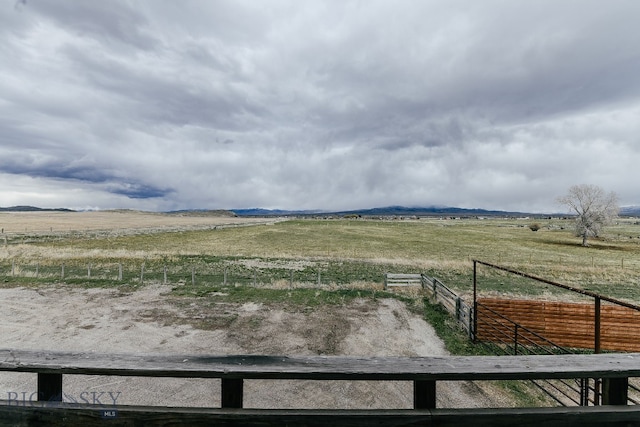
[620,206,640,216]
[0,206,74,212]
[3,205,640,217]
[233,205,640,217]
[232,205,540,217]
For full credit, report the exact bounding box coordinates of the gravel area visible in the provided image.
[0,285,515,409]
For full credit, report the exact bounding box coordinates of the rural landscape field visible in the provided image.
[1,210,640,408]
[2,210,640,300]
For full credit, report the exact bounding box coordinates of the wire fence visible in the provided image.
[0,259,391,290]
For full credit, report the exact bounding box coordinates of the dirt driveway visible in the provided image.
[0,284,514,409]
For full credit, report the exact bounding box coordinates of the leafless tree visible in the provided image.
[558,184,619,246]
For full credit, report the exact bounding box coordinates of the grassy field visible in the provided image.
[2,212,633,407]
[2,213,640,303]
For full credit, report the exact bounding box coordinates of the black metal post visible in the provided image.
[594,297,601,354]
[473,260,478,342]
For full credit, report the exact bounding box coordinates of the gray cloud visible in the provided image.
[1,0,639,212]
[32,0,158,50]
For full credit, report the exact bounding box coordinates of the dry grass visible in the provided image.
[0,210,278,234]
[2,213,640,302]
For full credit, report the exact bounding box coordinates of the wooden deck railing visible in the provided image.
[1,349,640,426]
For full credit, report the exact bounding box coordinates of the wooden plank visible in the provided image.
[385,274,423,287]
[385,274,422,279]
[1,349,640,382]
[386,279,422,283]
[0,402,640,427]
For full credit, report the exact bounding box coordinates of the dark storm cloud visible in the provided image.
[109,183,171,199]
[0,152,171,199]
[1,0,639,211]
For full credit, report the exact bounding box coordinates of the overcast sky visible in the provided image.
[1,0,639,212]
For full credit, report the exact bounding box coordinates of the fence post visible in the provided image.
[164,265,167,284]
[118,263,123,281]
[594,297,601,354]
[473,260,478,343]
[317,270,321,287]
[140,264,145,285]
[11,260,14,277]
[192,266,196,286]
[88,263,91,278]
[290,271,294,289]
[61,263,65,279]
[594,296,602,405]
[224,267,228,286]
[580,379,589,406]
[36,263,39,278]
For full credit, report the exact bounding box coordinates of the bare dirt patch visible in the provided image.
[0,210,278,235]
[0,285,516,409]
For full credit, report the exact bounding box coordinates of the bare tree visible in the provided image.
[558,184,619,246]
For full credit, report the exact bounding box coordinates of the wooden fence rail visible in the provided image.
[383,273,423,289]
[1,349,639,426]
[383,273,473,335]
[421,274,473,335]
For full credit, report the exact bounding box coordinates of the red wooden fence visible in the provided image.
[477,298,640,352]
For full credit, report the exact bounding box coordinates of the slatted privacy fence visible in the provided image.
[471,260,640,406]
[472,260,640,354]
[1,350,640,426]
[477,298,640,353]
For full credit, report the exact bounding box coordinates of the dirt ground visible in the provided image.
[0,210,277,235]
[0,284,516,409]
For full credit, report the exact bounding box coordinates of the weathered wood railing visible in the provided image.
[383,273,424,289]
[383,273,472,333]
[1,349,640,426]
[421,274,474,334]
